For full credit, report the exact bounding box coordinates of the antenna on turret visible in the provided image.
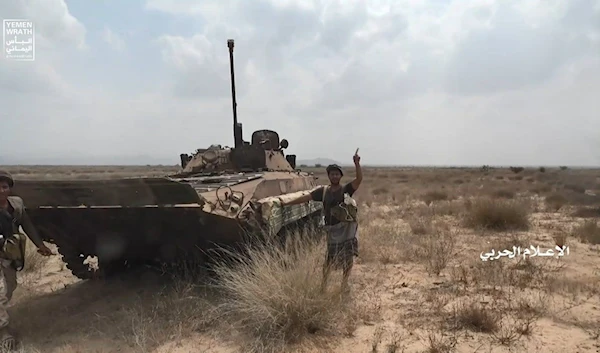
[228,39,243,148]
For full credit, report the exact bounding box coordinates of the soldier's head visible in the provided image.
[326,164,343,185]
[0,170,14,201]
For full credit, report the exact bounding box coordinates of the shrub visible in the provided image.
[545,193,567,211]
[418,225,457,276]
[451,300,499,333]
[422,190,449,205]
[465,198,530,231]
[492,189,515,199]
[571,207,600,218]
[408,216,432,235]
[510,167,524,174]
[210,230,349,352]
[564,184,586,193]
[572,219,600,245]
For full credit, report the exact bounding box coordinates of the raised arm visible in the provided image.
[281,186,324,206]
[350,151,362,191]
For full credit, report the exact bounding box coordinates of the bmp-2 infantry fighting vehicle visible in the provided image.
[11,39,323,279]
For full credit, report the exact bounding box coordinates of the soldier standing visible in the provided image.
[281,150,363,293]
[0,170,53,349]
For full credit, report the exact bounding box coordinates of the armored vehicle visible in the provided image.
[11,39,323,279]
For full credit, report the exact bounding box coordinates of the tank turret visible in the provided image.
[175,129,297,177]
[174,38,297,177]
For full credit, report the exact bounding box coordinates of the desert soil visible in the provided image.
[4,165,600,353]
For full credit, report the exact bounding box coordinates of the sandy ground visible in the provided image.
[3,165,600,353]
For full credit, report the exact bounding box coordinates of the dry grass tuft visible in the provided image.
[572,219,600,244]
[571,207,600,218]
[491,189,515,199]
[417,225,458,276]
[464,198,530,231]
[564,183,586,193]
[545,193,567,211]
[422,190,449,206]
[421,326,458,353]
[210,229,350,352]
[407,216,433,235]
[450,300,498,333]
[359,210,423,264]
[360,210,457,272]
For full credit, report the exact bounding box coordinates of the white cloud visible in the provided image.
[147,0,600,165]
[101,26,125,51]
[1,0,599,165]
[2,0,86,50]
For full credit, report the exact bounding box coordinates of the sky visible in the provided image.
[1,0,599,166]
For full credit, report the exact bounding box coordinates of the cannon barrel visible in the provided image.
[228,39,243,149]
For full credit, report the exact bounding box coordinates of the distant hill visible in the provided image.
[296,158,340,166]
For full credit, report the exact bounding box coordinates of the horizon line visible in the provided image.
[2,164,599,169]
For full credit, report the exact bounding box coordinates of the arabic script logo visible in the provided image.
[3,19,34,61]
[480,245,570,261]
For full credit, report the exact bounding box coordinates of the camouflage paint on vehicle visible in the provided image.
[10,40,323,279]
